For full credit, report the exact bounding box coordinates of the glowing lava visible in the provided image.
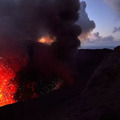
[38,35,56,45]
[0,57,17,107]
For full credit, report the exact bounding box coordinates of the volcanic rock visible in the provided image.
[46,46,120,120]
[0,48,114,120]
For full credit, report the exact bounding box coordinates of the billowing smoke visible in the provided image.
[76,1,96,41]
[0,0,82,60]
[105,0,120,18]
[0,0,81,49]
[0,0,82,105]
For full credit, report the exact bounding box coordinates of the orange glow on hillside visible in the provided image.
[38,35,56,45]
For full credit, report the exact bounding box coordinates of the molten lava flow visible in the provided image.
[0,57,17,107]
[38,35,56,45]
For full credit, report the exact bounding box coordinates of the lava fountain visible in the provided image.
[0,0,81,108]
[0,57,17,107]
[0,39,29,107]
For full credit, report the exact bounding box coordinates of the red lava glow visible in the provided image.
[0,57,17,107]
[0,41,28,107]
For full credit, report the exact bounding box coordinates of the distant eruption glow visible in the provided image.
[38,35,56,45]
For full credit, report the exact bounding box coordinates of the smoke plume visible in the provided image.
[0,0,81,49]
[0,0,82,60]
[76,1,96,41]
[0,0,82,104]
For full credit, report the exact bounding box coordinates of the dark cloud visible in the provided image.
[0,0,81,60]
[76,1,96,40]
[113,27,120,33]
[0,0,82,81]
[0,0,84,64]
[105,0,120,18]
[0,0,82,102]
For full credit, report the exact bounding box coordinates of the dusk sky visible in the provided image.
[80,0,120,49]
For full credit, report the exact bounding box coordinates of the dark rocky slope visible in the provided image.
[46,46,120,120]
[0,48,113,120]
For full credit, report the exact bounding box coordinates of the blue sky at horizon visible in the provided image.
[83,0,120,39]
[83,0,120,38]
[80,0,120,49]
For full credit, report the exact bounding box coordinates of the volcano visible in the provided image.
[0,0,81,106]
[0,46,113,120]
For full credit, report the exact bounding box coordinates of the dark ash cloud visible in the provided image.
[0,0,82,61]
[0,0,81,47]
[0,0,82,102]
